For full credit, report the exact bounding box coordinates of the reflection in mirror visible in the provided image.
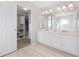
[48,16,52,30]
[40,11,78,33]
[56,13,77,32]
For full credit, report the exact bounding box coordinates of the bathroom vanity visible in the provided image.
[38,30,79,56]
[38,11,79,56]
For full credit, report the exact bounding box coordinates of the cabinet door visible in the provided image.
[6,2,17,53]
[62,36,77,55]
[38,32,50,46]
[51,34,61,49]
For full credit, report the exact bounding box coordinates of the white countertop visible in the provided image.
[38,29,79,36]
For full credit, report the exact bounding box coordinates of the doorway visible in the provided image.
[17,5,31,49]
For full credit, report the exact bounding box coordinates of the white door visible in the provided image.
[1,2,7,55]
[6,2,17,53]
[0,2,2,51]
[0,2,17,56]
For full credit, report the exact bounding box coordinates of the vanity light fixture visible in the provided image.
[56,7,61,11]
[68,4,73,8]
[49,9,52,13]
[23,8,28,11]
[48,9,53,14]
[68,4,73,9]
[41,3,74,15]
[45,10,49,14]
[41,11,48,15]
[62,5,66,9]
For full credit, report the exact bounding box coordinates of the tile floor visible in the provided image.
[4,42,76,57]
[17,39,30,49]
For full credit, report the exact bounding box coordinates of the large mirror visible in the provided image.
[41,11,78,33]
[55,12,77,32]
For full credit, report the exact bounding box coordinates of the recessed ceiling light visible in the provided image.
[23,8,28,11]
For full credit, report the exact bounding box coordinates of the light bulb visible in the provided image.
[45,10,49,14]
[68,4,73,8]
[68,4,73,9]
[23,8,28,11]
[49,9,52,13]
[62,5,66,9]
[48,9,53,14]
[42,12,45,14]
[56,7,61,11]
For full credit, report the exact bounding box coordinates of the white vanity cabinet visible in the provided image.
[50,33,62,49]
[38,31,51,46]
[38,31,79,56]
[39,4,79,56]
[38,32,62,49]
[61,34,77,55]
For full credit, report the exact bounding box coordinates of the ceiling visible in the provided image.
[17,1,79,15]
[30,1,79,9]
[30,1,59,8]
[17,5,31,16]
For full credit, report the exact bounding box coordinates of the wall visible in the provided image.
[15,1,41,43]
